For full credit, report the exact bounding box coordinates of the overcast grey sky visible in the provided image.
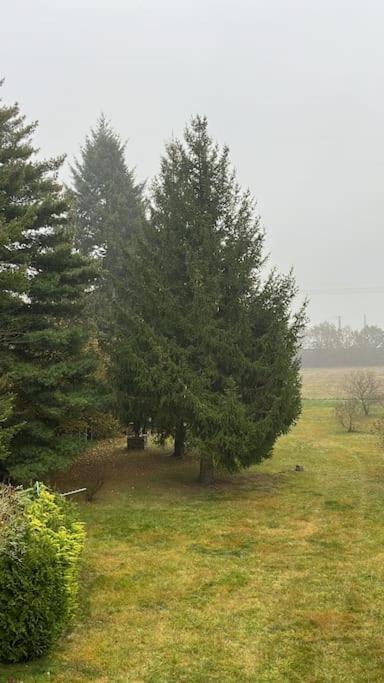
[1,0,383,327]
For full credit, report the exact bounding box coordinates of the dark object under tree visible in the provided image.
[127,434,147,450]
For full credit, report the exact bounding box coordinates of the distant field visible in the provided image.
[301,366,384,400]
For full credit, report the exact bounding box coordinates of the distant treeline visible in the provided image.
[302,322,384,367]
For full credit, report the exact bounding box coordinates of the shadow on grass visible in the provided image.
[49,438,288,502]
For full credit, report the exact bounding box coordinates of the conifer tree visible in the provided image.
[111,116,305,482]
[0,86,99,481]
[71,116,145,299]
[0,91,32,349]
[0,384,15,471]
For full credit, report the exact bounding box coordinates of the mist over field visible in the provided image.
[2,0,384,327]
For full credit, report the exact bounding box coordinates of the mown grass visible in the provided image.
[3,403,384,682]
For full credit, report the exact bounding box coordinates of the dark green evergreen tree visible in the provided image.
[69,116,146,433]
[0,384,15,469]
[0,89,30,476]
[111,116,305,482]
[0,86,99,481]
[0,90,32,349]
[70,116,145,297]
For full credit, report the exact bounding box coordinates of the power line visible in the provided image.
[304,286,384,295]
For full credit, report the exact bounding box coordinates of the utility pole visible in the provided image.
[363,313,367,328]
[338,315,342,331]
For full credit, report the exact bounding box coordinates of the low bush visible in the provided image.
[335,398,361,433]
[0,483,85,663]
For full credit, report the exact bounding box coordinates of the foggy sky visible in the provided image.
[2,0,384,328]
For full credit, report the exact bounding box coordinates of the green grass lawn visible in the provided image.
[3,403,384,682]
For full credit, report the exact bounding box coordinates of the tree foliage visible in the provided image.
[335,399,361,433]
[71,115,145,302]
[306,322,384,352]
[0,87,100,481]
[0,483,85,663]
[111,116,305,481]
[343,369,382,416]
[0,382,15,467]
[304,323,384,367]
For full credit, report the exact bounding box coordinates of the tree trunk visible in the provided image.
[171,422,186,458]
[0,463,8,483]
[198,455,214,485]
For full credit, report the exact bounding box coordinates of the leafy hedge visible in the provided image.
[0,483,85,663]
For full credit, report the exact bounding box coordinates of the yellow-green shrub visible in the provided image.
[0,483,85,663]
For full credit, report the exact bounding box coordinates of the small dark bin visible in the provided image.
[127,434,147,450]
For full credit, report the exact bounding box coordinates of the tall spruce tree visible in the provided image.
[111,116,305,482]
[0,86,99,481]
[0,89,29,475]
[70,116,145,300]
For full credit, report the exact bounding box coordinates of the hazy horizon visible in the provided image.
[2,0,384,328]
